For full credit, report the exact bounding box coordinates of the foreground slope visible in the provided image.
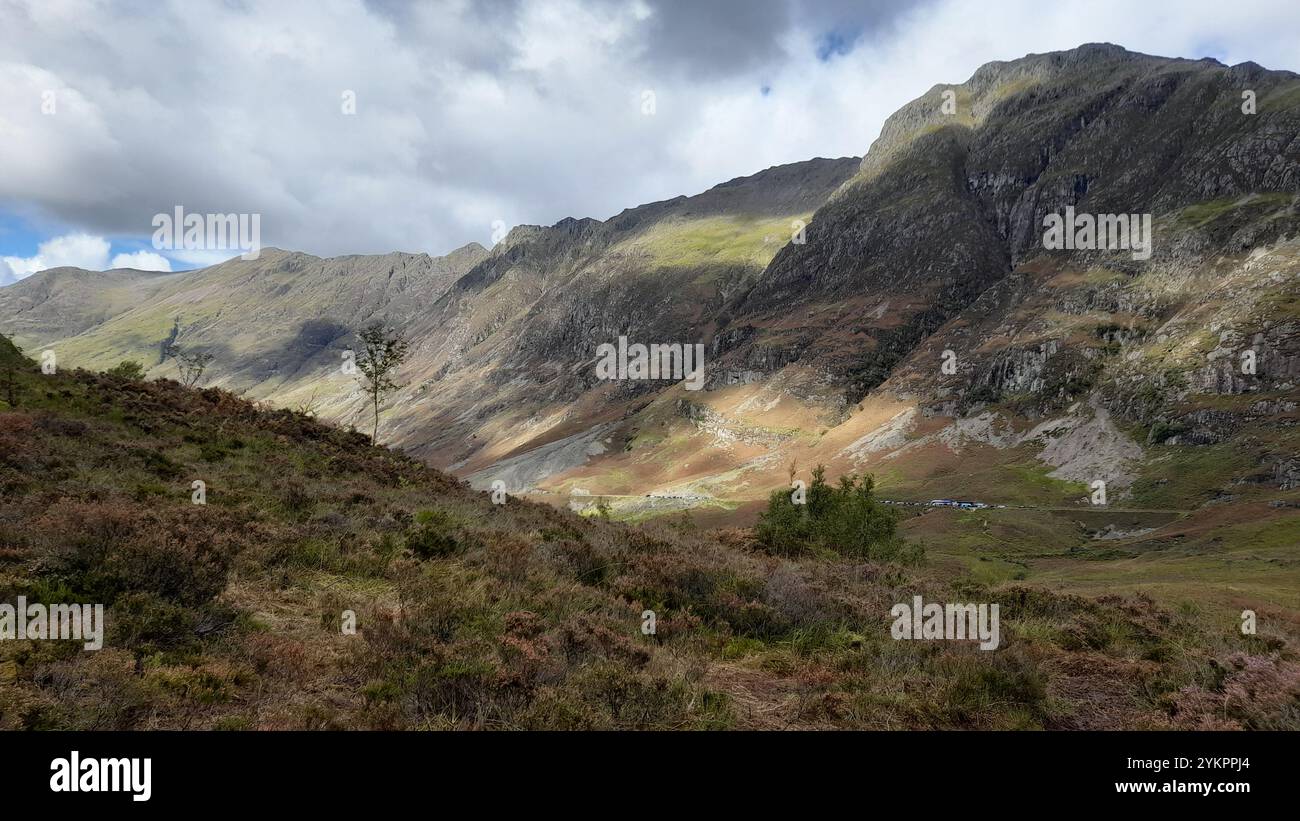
[2,339,1296,729]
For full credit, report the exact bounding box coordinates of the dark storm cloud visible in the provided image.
[793,0,936,36]
[634,0,792,78]
[632,0,932,77]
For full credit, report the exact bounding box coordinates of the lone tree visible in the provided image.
[0,334,23,407]
[164,344,213,388]
[355,323,409,444]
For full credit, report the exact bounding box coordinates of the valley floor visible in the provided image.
[537,489,1300,636]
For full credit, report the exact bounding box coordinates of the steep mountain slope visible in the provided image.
[725,43,1300,400]
[0,156,860,459]
[384,156,860,467]
[434,44,1300,525]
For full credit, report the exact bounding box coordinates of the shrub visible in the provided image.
[105,361,146,380]
[411,658,499,721]
[108,591,199,653]
[35,502,240,607]
[280,482,316,518]
[539,537,612,585]
[1171,653,1300,730]
[36,413,88,437]
[763,564,831,627]
[199,442,231,462]
[756,465,918,562]
[484,533,532,582]
[754,485,813,556]
[942,649,1050,725]
[129,447,183,479]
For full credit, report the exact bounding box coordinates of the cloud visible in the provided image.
[110,250,172,272]
[0,233,173,280]
[0,0,1298,261]
[3,233,111,278]
[633,0,794,79]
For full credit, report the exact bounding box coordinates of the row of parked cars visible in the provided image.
[881,499,1007,510]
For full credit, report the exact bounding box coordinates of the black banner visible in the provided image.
[0,731,1282,809]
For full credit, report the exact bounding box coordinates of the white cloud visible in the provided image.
[109,250,172,272]
[0,0,1297,259]
[3,232,110,278]
[0,233,174,281]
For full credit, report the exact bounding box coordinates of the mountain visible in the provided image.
[401,45,1300,532]
[3,44,1299,622]
[0,156,861,459]
[0,266,181,342]
[0,243,489,419]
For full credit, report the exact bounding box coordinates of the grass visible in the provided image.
[621,214,814,276]
[878,450,1091,508]
[906,499,1300,628]
[1128,444,1253,509]
[1174,193,1293,232]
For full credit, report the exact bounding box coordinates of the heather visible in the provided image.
[0,338,1294,730]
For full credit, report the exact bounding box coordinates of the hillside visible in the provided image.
[0,337,1295,729]
[0,243,490,425]
[0,158,858,451]
[2,43,1299,625]
[0,266,182,342]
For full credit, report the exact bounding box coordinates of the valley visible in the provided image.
[3,43,1298,634]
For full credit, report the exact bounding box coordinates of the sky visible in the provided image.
[2,0,1299,282]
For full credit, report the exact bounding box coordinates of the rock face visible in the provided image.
[721,44,1300,400]
[3,43,1300,507]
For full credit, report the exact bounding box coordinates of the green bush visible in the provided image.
[105,361,146,380]
[756,465,918,562]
